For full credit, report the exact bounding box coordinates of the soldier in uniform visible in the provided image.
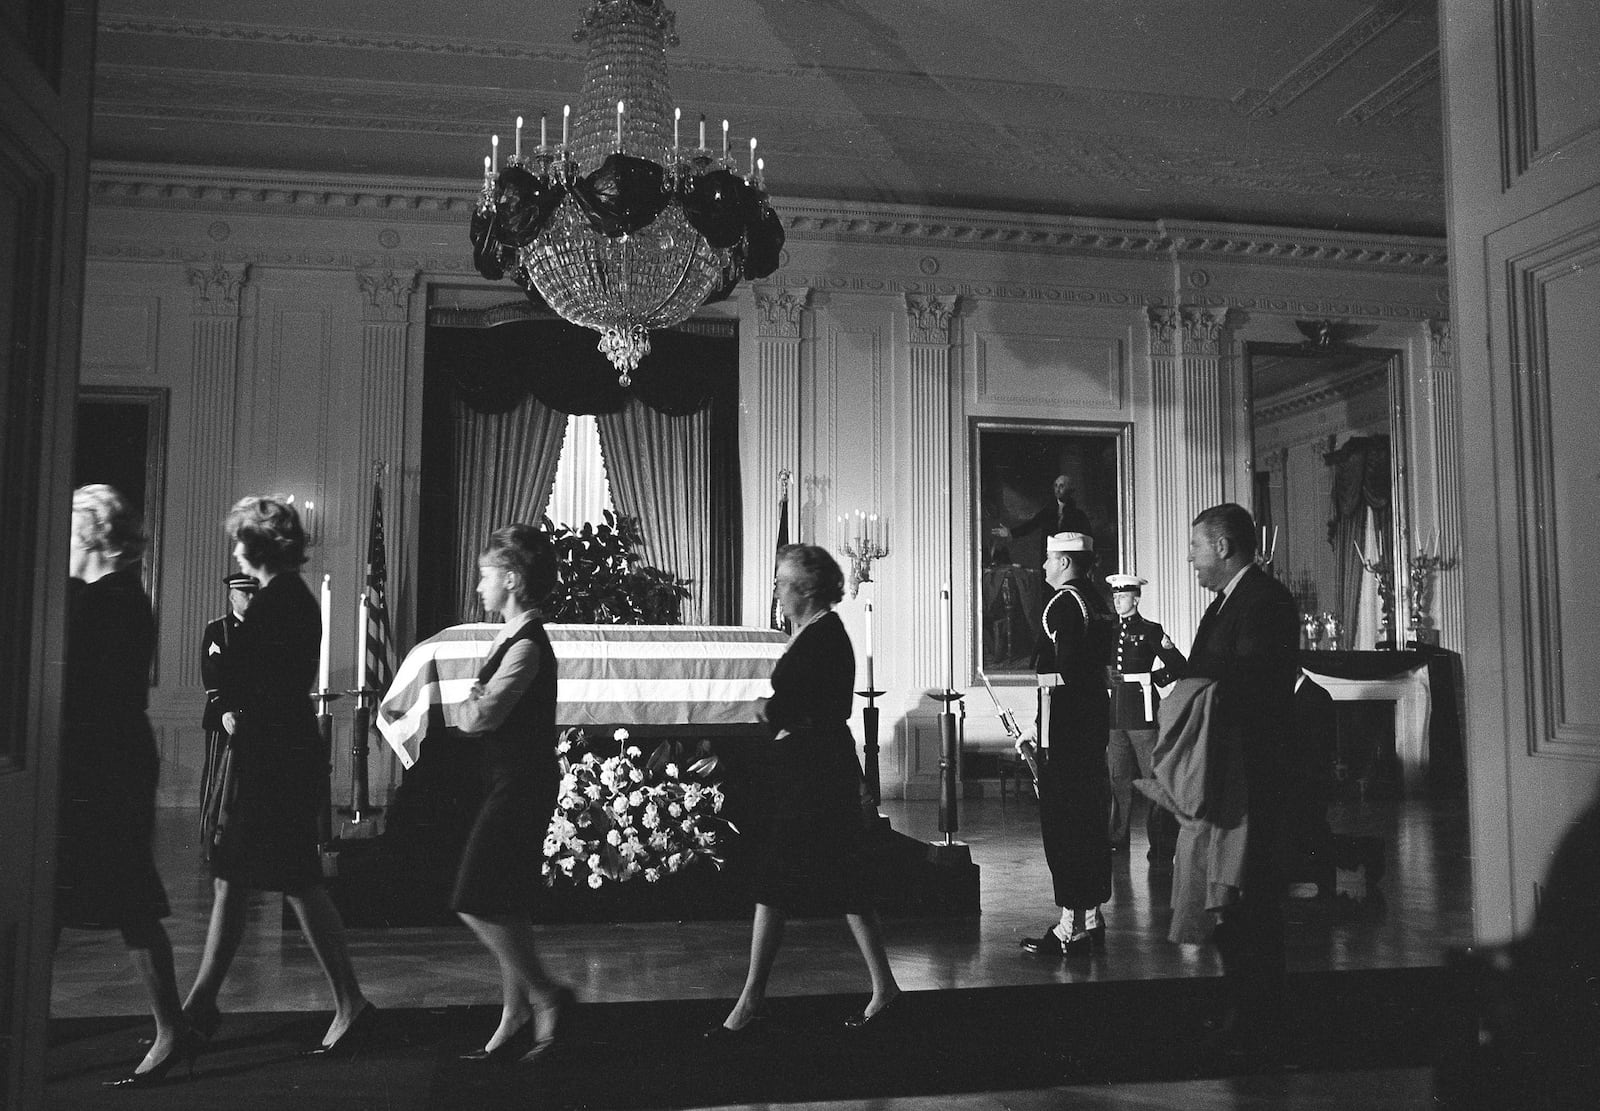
[1018,532,1117,959]
[1104,573,1186,866]
[198,572,255,856]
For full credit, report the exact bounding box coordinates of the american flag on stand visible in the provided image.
[363,479,396,694]
[771,469,790,634]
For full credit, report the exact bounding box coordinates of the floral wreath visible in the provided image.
[544,727,736,887]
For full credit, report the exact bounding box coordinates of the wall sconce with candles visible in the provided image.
[285,494,320,547]
[837,510,890,598]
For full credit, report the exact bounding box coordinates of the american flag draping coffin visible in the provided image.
[376,623,789,768]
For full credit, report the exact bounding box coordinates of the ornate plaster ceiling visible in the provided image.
[92,0,1445,236]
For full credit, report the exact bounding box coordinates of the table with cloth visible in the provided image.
[350,624,790,925]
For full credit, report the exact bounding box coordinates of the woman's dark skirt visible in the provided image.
[749,726,872,917]
[450,747,558,917]
[55,718,170,929]
[209,722,324,893]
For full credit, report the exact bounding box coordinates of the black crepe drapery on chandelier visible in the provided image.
[469,0,784,386]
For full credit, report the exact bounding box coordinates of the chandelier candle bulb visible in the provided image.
[318,574,332,693]
[562,103,570,147]
[756,156,764,186]
[515,116,522,160]
[674,107,680,153]
[482,154,491,183]
[722,118,729,159]
[749,136,757,173]
[699,114,706,150]
[491,133,498,174]
[616,100,624,150]
[540,113,547,149]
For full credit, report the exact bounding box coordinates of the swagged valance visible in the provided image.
[425,317,737,416]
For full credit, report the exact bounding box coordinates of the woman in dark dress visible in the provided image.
[58,485,189,1087]
[453,524,574,1065]
[711,544,901,1036]
[181,496,373,1054]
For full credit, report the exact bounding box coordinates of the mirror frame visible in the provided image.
[1244,339,1411,647]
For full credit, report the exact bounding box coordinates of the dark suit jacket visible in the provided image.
[200,613,242,731]
[1186,565,1300,758]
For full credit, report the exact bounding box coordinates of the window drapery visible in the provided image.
[1325,434,1392,641]
[597,404,713,625]
[448,394,567,622]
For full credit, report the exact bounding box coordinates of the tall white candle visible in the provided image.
[940,582,953,692]
[491,134,498,174]
[699,114,706,150]
[721,118,729,159]
[749,136,757,173]
[540,113,547,149]
[864,599,875,691]
[616,100,624,149]
[562,104,570,147]
[318,574,332,693]
[515,116,522,160]
[356,594,368,691]
[674,107,681,152]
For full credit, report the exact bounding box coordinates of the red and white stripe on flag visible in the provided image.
[376,624,790,768]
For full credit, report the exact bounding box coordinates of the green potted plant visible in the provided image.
[541,511,691,625]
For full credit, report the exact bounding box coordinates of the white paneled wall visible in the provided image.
[85,169,1452,804]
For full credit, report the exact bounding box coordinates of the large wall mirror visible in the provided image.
[1246,338,1409,650]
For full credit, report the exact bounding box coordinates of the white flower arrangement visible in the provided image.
[544,727,734,888]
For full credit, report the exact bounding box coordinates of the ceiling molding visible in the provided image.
[88,162,1447,273]
[1254,363,1390,423]
[1340,50,1440,127]
[1232,0,1415,119]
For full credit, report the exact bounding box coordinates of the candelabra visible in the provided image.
[838,510,890,598]
[1256,526,1278,571]
[1407,545,1458,646]
[1356,550,1396,648]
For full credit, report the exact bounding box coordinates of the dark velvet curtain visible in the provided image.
[1325,435,1391,638]
[420,318,741,633]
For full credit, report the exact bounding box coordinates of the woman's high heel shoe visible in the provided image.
[517,986,576,1066]
[459,1016,536,1064]
[184,999,222,1044]
[844,990,903,1030]
[301,1001,380,1059]
[104,1031,199,1088]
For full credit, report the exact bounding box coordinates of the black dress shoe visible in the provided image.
[302,1002,380,1059]
[459,1016,535,1064]
[104,1031,200,1088]
[1021,927,1092,958]
[844,991,902,1030]
[517,986,577,1066]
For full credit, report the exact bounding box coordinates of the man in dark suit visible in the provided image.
[1104,573,1186,864]
[199,573,254,845]
[1185,503,1300,1057]
[991,474,1092,567]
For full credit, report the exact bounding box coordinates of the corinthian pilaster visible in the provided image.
[744,286,810,623]
[179,262,249,686]
[354,267,417,595]
[904,294,959,691]
[1147,306,1232,632]
[1425,317,1464,651]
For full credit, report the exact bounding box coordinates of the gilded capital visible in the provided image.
[1427,317,1452,365]
[755,287,810,339]
[1179,306,1231,355]
[187,263,247,316]
[905,294,957,345]
[1146,307,1178,356]
[357,269,418,323]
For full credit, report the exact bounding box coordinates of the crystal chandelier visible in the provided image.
[469,0,784,386]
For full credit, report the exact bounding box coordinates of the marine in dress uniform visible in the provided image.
[1103,573,1186,864]
[198,573,255,857]
[1019,532,1117,959]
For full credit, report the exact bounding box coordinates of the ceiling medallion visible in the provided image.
[468,0,784,386]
